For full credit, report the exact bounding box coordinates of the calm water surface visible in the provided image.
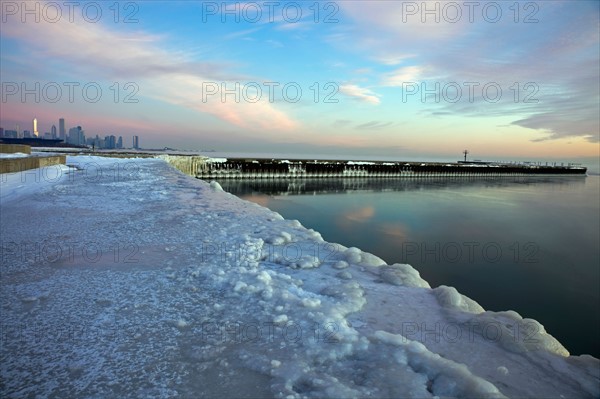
[217,176,600,358]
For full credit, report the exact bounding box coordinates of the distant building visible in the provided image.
[59,118,66,140]
[104,135,116,149]
[51,125,57,139]
[0,127,3,137]
[133,135,139,149]
[33,118,39,137]
[3,130,17,138]
[68,126,85,146]
[91,135,100,149]
[117,136,123,149]
[23,130,31,138]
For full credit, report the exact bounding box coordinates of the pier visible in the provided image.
[162,156,588,179]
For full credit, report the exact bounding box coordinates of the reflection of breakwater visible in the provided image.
[162,156,587,180]
[217,176,588,196]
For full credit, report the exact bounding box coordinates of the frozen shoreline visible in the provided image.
[1,156,598,398]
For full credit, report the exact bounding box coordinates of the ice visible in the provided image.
[0,163,72,202]
[433,285,484,314]
[0,152,29,158]
[380,264,431,288]
[1,156,598,398]
[374,331,507,398]
[209,180,223,191]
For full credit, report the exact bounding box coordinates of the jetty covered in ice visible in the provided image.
[1,156,598,398]
[160,155,588,180]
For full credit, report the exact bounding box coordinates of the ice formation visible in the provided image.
[0,156,598,398]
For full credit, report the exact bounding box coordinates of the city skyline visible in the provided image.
[1,115,139,149]
[0,1,598,162]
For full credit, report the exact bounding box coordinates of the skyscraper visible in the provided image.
[104,135,116,149]
[51,125,57,139]
[117,136,123,149]
[33,118,39,137]
[59,118,65,140]
[133,135,139,149]
[68,126,84,146]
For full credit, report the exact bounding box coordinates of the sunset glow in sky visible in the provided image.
[1,0,598,161]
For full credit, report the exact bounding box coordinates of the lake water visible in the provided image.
[217,176,600,358]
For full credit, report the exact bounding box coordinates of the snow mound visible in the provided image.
[344,247,386,267]
[209,180,223,191]
[380,264,431,288]
[374,331,507,398]
[433,285,485,314]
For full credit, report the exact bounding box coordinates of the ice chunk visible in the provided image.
[344,247,362,264]
[209,181,223,191]
[176,319,189,328]
[280,231,293,242]
[266,236,286,245]
[297,255,321,269]
[343,247,385,266]
[301,298,321,308]
[433,285,484,314]
[256,271,272,285]
[288,220,302,228]
[333,260,349,269]
[337,271,353,280]
[380,264,430,288]
[374,331,507,398]
[233,281,248,292]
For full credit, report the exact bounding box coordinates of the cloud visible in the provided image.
[381,66,424,87]
[339,84,380,105]
[1,4,298,133]
[337,1,600,143]
[265,39,284,48]
[374,54,416,66]
[224,27,263,40]
[333,119,352,127]
[355,121,394,130]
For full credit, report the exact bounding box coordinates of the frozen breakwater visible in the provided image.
[1,156,598,398]
[160,155,588,180]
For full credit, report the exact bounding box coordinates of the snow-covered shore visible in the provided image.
[1,156,598,398]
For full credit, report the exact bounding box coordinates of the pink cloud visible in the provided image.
[1,3,298,134]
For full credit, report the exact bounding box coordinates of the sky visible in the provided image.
[1,0,599,162]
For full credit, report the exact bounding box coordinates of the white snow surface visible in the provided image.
[0,156,598,398]
[0,152,30,158]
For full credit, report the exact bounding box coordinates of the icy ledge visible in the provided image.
[0,156,598,398]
